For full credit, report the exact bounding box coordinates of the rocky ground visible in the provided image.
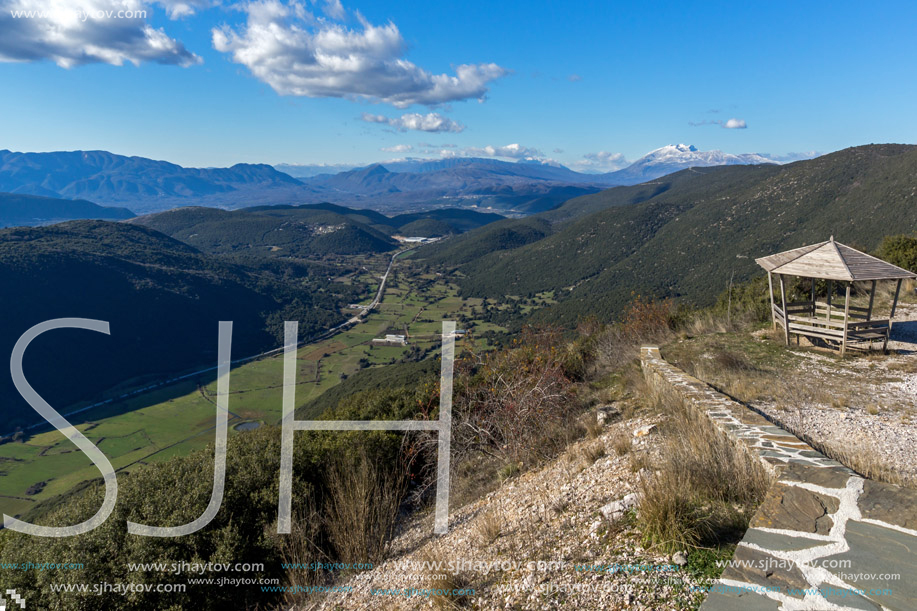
[290,409,715,610]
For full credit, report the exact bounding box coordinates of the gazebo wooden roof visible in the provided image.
[756,238,915,356]
[756,238,916,282]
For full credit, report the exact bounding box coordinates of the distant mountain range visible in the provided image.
[0,149,311,214]
[0,145,809,216]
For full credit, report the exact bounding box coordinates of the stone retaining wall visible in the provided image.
[640,346,917,611]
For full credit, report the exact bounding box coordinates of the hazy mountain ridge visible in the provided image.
[0,192,135,227]
[0,149,313,214]
[0,145,794,215]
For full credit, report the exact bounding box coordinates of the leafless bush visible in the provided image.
[278,504,325,606]
[451,326,578,467]
[323,448,406,565]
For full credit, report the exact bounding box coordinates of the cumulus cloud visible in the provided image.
[212,0,508,107]
[361,112,465,133]
[381,144,412,153]
[690,117,748,129]
[570,151,629,172]
[0,0,201,67]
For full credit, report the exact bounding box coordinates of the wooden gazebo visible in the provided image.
[756,237,916,356]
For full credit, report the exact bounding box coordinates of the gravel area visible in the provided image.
[753,304,917,484]
[293,410,712,610]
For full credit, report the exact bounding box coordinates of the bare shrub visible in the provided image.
[278,504,325,607]
[323,448,406,565]
[451,326,578,468]
[622,295,676,344]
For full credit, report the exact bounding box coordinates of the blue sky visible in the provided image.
[0,0,915,169]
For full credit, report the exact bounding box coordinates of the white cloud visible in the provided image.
[570,151,629,172]
[440,143,545,160]
[0,0,201,67]
[690,117,748,129]
[212,0,508,107]
[322,0,344,20]
[156,0,217,18]
[381,144,412,153]
[361,112,464,133]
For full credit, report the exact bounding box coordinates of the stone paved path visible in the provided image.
[641,346,917,611]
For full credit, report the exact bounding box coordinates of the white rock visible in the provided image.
[672,551,688,566]
[633,423,657,437]
[600,493,638,521]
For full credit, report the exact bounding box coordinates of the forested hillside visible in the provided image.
[416,144,917,324]
[0,221,357,431]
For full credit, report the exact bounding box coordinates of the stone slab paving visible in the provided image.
[640,346,917,611]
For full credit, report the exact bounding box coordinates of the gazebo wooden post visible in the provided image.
[778,274,790,345]
[826,280,833,321]
[841,283,851,357]
[767,272,777,330]
[867,280,876,321]
[811,278,816,316]
[890,278,903,319]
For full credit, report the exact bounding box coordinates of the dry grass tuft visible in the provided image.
[585,416,604,439]
[580,441,606,465]
[636,384,773,552]
[421,551,473,609]
[474,510,503,547]
[611,432,632,456]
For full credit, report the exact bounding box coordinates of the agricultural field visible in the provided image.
[0,262,495,522]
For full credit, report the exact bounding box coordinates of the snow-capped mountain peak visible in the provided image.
[606,144,781,183]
